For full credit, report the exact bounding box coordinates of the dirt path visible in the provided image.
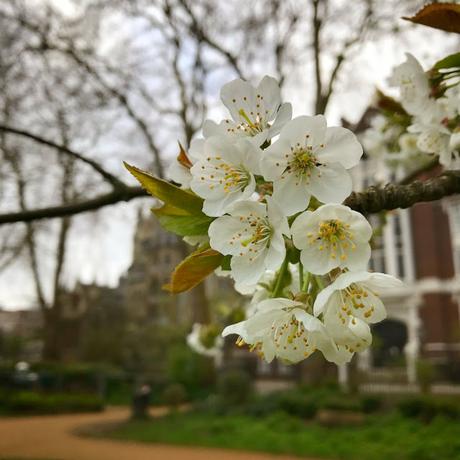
[0,407,313,460]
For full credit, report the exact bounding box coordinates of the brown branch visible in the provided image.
[312,0,323,114]
[0,186,147,225]
[177,0,244,79]
[0,125,125,188]
[0,171,459,226]
[344,170,460,214]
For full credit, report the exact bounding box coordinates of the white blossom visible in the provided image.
[208,198,289,287]
[203,76,292,147]
[313,271,403,353]
[190,136,261,217]
[389,53,433,115]
[187,323,223,358]
[260,115,362,215]
[166,138,205,189]
[222,298,326,363]
[291,204,372,275]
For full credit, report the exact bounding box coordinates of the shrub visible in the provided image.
[398,396,460,422]
[0,390,104,414]
[163,383,187,409]
[360,396,383,413]
[278,392,318,419]
[216,369,253,406]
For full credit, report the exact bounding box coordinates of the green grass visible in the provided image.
[101,411,460,460]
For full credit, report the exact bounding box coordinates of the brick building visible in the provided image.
[350,157,460,385]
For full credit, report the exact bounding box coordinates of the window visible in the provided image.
[369,214,386,274]
[447,199,460,274]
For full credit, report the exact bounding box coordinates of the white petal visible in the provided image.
[221,78,256,122]
[272,175,311,216]
[300,242,337,275]
[319,127,363,169]
[280,115,327,148]
[256,75,282,120]
[267,102,292,137]
[208,216,248,255]
[231,251,267,286]
[308,163,352,204]
[260,138,291,181]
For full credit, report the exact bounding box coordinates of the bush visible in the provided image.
[163,383,187,409]
[0,390,104,415]
[398,396,460,422]
[167,344,215,399]
[278,392,318,419]
[360,396,383,413]
[216,369,253,406]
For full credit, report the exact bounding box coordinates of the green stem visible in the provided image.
[302,271,311,292]
[298,262,304,290]
[272,257,289,298]
[315,275,325,290]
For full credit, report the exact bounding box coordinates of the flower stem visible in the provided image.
[298,262,304,290]
[302,271,311,292]
[272,257,289,297]
[315,275,325,290]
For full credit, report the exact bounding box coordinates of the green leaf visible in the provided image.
[153,204,214,236]
[164,246,224,293]
[124,162,203,213]
[433,52,460,70]
[220,255,232,271]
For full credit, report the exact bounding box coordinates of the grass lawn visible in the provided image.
[101,411,460,460]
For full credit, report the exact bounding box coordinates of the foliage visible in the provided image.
[166,344,215,397]
[162,383,187,409]
[216,369,253,407]
[101,410,460,460]
[416,359,437,394]
[0,390,104,415]
[398,396,460,422]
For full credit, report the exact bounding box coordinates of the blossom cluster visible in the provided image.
[361,53,460,174]
[166,76,402,366]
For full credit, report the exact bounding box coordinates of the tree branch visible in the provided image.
[0,171,459,226]
[0,186,147,225]
[0,124,125,189]
[344,170,460,214]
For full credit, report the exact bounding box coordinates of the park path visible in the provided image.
[0,407,313,460]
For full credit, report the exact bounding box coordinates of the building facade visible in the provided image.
[351,160,460,385]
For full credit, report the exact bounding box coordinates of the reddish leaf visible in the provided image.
[164,246,224,293]
[403,3,460,34]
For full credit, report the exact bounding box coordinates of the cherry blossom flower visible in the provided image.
[187,323,223,358]
[389,53,433,115]
[222,298,328,363]
[260,115,363,215]
[314,271,403,353]
[166,138,205,189]
[190,136,261,216]
[208,198,289,287]
[291,204,372,275]
[203,76,292,147]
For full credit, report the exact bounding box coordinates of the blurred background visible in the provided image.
[0,1,460,459]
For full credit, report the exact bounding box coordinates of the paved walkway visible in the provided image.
[0,407,312,460]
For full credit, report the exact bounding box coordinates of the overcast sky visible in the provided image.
[0,2,457,310]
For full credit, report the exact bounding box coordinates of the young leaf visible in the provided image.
[433,52,460,71]
[403,3,460,34]
[153,203,214,236]
[124,162,203,213]
[164,246,224,293]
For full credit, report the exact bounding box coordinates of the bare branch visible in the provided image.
[0,171,459,225]
[176,0,244,79]
[0,186,147,224]
[0,124,124,188]
[344,170,460,214]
